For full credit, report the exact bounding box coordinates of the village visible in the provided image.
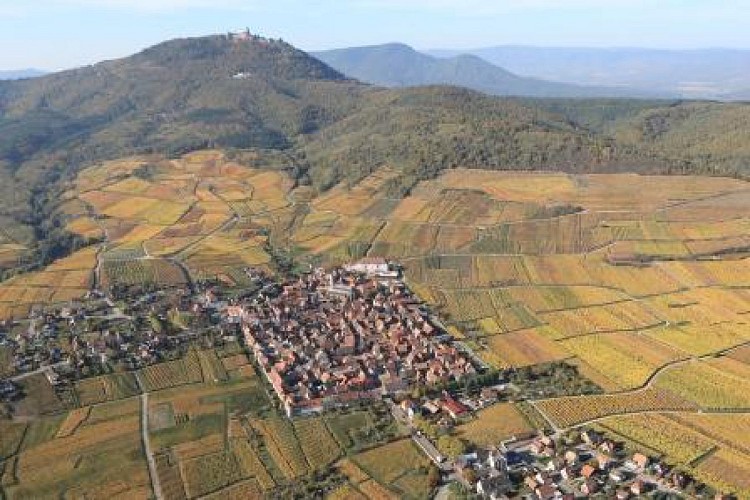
[237,260,479,417]
[0,258,732,499]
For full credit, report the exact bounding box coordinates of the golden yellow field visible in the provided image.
[558,332,686,389]
[482,328,570,367]
[534,387,699,429]
[598,413,716,463]
[653,358,750,409]
[457,403,535,445]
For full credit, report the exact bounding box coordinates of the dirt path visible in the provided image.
[79,198,110,291]
[135,373,163,500]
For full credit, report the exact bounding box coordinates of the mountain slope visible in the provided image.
[0,36,637,198]
[312,43,660,98]
[429,46,750,100]
[302,86,654,194]
[1,33,749,273]
[611,102,750,172]
[0,34,368,269]
[0,35,367,202]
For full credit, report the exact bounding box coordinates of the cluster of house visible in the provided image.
[457,429,727,499]
[233,263,477,416]
[456,448,514,497]
[398,386,506,425]
[4,299,172,377]
[0,280,249,386]
[398,390,476,423]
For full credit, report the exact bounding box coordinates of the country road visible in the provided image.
[9,361,68,382]
[136,373,163,500]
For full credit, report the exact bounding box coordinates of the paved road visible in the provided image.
[9,361,68,382]
[389,402,454,473]
[136,373,163,500]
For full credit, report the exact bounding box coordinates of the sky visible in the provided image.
[1,0,749,70]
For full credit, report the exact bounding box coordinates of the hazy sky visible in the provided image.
[2,0,750,70]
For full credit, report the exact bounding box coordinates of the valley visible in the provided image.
[0,28,750,499]
[1,149,749,497]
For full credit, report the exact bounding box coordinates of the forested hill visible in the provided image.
[0,33,365,267]
[0,33,749,267]
[522,98,750,178]
[0,35,360,237]
[0,34,622,222]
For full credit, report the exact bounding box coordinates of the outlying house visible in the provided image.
[455,448,512,499]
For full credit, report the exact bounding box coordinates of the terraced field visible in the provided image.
[70,151,292,293]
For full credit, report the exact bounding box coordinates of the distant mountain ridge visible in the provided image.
[0,69,47,80]
[312,43,661,99]
[428,46,750,100]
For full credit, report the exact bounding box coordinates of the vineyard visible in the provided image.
[557,332,686,390]
[4,414,149,498]
[653,359,750,409]
[74,372,140,406]
[154,452,187,500]
[457,403,535,445]
[596,412,750,498]
[55,407,91,438]
[0,246,96,319]
[140,370,389,499]
[482,328,569,368]
[197,350,229,383]
[2,152,750,496]
[180,450,244,498]
[251,417,309,479]
[645,323,750,357]
[139,350,203,392]
[694,449,750,498]
[534,387,699,428]
[231,438,275,491]
[506,285,628,313]
[173,434,225,462]
[540,301,663,338]
[293,418,343,469]
[597,413,716,463]
[351,439,434,498]
[101,258,188,288]
[384,172,750,500]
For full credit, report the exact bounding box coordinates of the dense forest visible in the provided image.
[0,34,749,270]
